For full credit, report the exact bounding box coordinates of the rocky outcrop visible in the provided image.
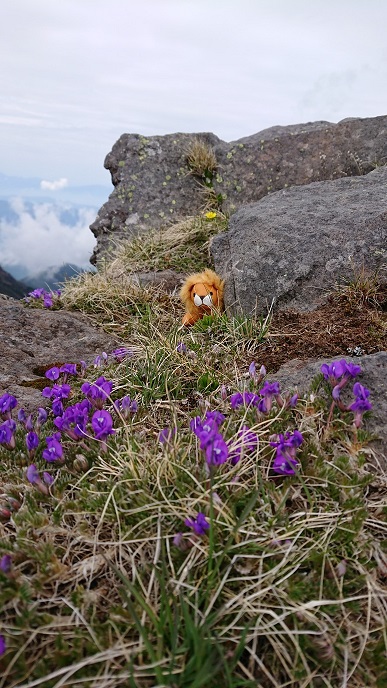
[211,165,387,315]
[275,352,387,466]
[0,300,116,411]
[90,115,387,264]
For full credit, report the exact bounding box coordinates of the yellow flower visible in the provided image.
[205,211,217,219]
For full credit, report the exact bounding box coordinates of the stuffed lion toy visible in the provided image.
[180,268,225,326]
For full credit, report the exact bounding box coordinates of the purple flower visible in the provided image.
[81,376,113,408]
[42,471,54,486]
[258,381,280,413]
[321,359,362,384]
[205,433,229,466]
[42,384,71,401]
[344,361,362,378]
[248,361,256,378]
[0,422,15,448]
[321,359,347,381]
[45,367,60,381]
[91,409,115,441]
[54,402,90,439]
[26,464,51,494]
[270,430,304,476]
[230,392,260,409]
[184,512,210,536]
[93,352,108,368]
[0,635,5,656]
[0,554,11,573]
[28,288,45,299]
[59,363,78,377]
[18,408,27,424]
[26,464,40,484]
[113,395,138,418]
[111,347,133,361]
[42,436,64,462]
[0,393,17,419]
[36,407,48,427]
[176,342,187,353]
[43,294,53,308]
[349,385,372,428]
[26,431,39,454]
[158,427,176,444]
[204,410,225,427]
[352,382,370,400]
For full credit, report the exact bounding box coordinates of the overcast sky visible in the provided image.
[1,0,387,187]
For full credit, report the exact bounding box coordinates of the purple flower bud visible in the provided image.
[0,554,11,573]
[248,361,256,378]
[43,471,54,486]
[0,635,6,656]
[220,384,228,401]
[176,342,187,353]
[26,464,40,484]
[18,408,27,424]
[36,407,48,426]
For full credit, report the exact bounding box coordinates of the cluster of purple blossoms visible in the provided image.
[191,411,229,466]
[190,410,259,468]
[81,376,113,409]
[54,400,91,439]
[230,381,297,414]
[0,394,18,450]
[321,359,372,427]
[113,395,138,418]
[270,430,304,476]
[25,288,61,309]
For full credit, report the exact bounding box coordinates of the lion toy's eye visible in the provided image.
[202,294,213,307]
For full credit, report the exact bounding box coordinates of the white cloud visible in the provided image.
[40,177,68,191]
[0,199,96,273]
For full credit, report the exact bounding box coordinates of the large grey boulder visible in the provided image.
[0,300,116,411]
[90,115,387,264]
[275,352,387,466]
[211,165,387,315]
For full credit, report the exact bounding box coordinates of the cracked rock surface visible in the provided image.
[0,300,116,411]
[211,165,387,315]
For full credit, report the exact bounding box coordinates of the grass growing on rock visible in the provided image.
[2,244,387,687]
[106,213,227,275]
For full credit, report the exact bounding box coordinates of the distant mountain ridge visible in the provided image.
[0,265,31,299]
[21,263,90,291]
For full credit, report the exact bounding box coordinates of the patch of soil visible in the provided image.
[259,292,387,373]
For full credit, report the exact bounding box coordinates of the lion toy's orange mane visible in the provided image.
[180,268,225,326]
